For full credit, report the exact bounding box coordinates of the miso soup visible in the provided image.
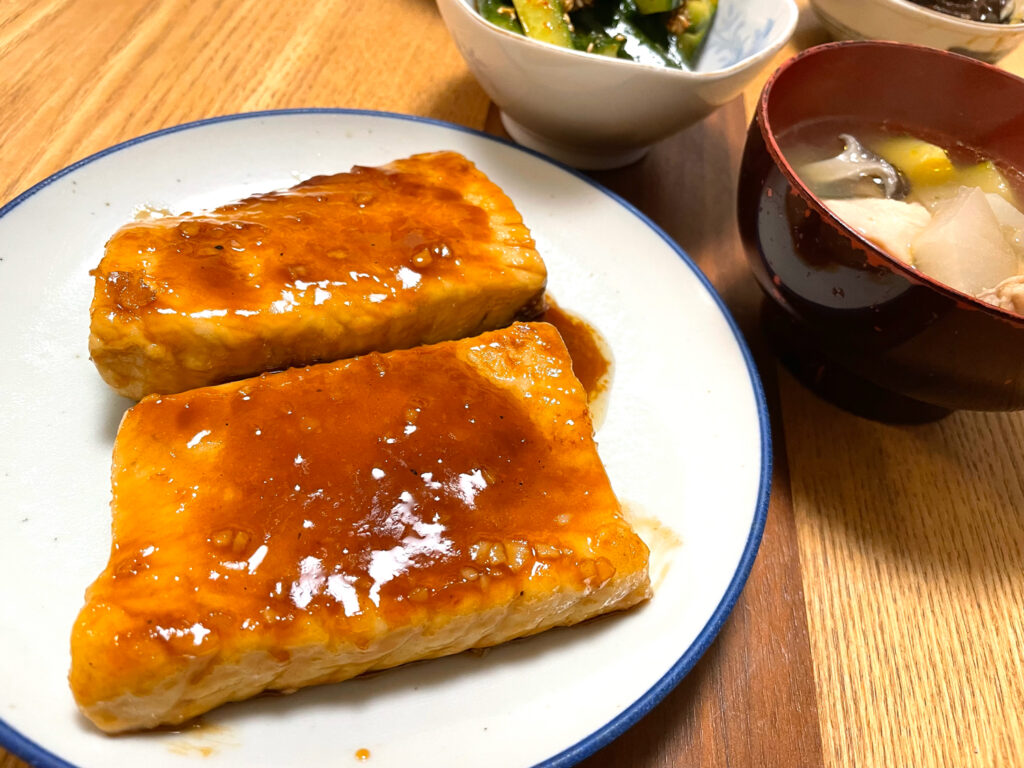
[779,119,1024,316]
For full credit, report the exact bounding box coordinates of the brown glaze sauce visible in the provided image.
[94,153,509,318]
[539,300,610,398]
[160,719,233,756]
[539,297,613,427]
[147,717,209,735]
[95,326,622,657]
[166,743,215,758]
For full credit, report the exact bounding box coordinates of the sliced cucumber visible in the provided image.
[592,35,627,57]
[478,0,525,33]
[573,29,629,57]
[477,0,708,68]
[511,0,574,47]
[674,0,718,65]
[613,0,686,68]
[635,0,681,14]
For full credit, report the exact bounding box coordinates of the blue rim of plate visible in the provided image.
[0,108,772,768]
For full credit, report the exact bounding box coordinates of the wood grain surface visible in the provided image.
[785,383,1024,767]
[1,0,1023,767]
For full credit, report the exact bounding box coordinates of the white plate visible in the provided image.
[0,110,770,768]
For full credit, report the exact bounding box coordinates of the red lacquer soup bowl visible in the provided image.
[738,41,1024,421]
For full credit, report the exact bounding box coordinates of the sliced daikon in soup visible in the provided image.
[985,193,1024,265]
[823,198,931,264]
[911,186,1018,296]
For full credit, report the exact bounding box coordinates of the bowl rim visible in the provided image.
[756,39,1024,328]
[440,0,799,80]
[880,0,1024,32]
[811,0,1024,33]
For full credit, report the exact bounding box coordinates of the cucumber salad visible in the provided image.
[477,0,719,68]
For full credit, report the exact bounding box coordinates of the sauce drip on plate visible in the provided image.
[539,297,613,427]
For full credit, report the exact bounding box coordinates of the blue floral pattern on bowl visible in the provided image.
[698,0,789,72]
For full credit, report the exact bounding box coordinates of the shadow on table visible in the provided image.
[784,379,1024,580]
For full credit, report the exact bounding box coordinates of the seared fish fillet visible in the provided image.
[89,151,547,399]
[70,322,651,733]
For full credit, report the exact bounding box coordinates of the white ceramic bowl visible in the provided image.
[436,0,798,169]
[810,0,1024,62]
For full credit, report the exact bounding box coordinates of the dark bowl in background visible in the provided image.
[738,41,1024,422]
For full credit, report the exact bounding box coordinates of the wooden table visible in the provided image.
[2,2,1022,766]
